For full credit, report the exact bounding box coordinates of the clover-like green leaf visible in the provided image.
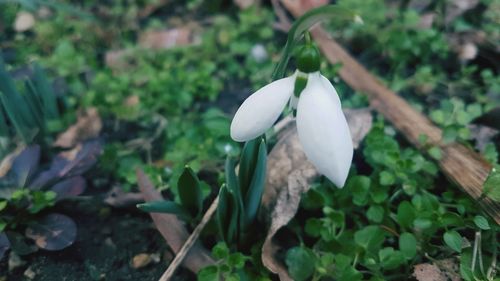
[443,230,462,253]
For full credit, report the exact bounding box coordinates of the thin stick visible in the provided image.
[158,196,219,281]
[471,231,479,272]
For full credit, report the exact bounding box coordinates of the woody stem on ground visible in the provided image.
[158,196,219,281]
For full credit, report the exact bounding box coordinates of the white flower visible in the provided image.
[230,71,353,187]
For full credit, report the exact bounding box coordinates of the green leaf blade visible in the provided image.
[177,166,203,218]
[137,200,190,220]
[243,139,267,225]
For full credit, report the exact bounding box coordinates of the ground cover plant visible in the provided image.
[0,0,499,280]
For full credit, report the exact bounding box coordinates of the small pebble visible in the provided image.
[23,267,36,279]
[131,253,152,269]
[251,44,268,63]
[150,253,161,263]
[14,12,35,32]
[8,252,26,271]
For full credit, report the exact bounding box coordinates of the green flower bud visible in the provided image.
[296,43,321,73]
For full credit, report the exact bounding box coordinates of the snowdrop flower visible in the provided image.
[230,42,353,187]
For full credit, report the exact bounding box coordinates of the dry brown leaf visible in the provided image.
[469,124,498,152]
[125,95,140,107]
[105,49,133,71]
[447,31,486,62]
[104,186,144,208]
[14,12,35,32]
[279,0,328,14]
[445,0,479,24]
[234,0,258,9]
[136,169,214,273]
[413,258,461,281]
[261,109,372,280]
[408,0,433,12]
[54,108,102,148]
[138,27,200,49]
[418,12,436,29]
[138,0,171,18]
[344,108,373,149]
[131,253,153,269]
[0,146,25,178]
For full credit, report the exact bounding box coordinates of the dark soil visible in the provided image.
[0,198,194,281]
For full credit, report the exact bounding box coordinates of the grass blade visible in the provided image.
[243,139,267,225]
[137,200,190,221]
[177,165,203,218]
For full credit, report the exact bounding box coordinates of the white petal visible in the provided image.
[319,74,341,106]
[296,72,353,187]
[230,76,294,142]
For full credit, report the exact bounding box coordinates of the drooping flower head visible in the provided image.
[230,38,353,187]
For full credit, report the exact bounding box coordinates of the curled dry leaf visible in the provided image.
[445,0,479,24]
[25,213,77,251]
[136,169,214,273]
[344,108,373,149]
[54,108,102,148]
[473,107,500,130]
[469,124,498,152]
[261,108,372,280]
[234,0,257,9]
[29,140,102,189]
[138,0,171,18]
[0,146,25,178]
[260,122,317,281]
[138,27,201,50]
[50,176,86,200]
[104,186,144,208]
[105,49,133,71]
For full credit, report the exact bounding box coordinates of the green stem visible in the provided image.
[487,229,497,279]
[271,5,356,80]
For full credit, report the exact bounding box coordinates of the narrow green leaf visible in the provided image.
[244,139,267,225]
[32,63,59,120]
[443,230,462,253]
[225,156,245,240]
[216,185,229,242]
[238,138,261,198]
[23,80,45,131]
[177,166,203,218]
[137,200,190,220]
[0,105,9,137]
[0,58,37,142]
[227,191,239,245]
[225,157,243,211]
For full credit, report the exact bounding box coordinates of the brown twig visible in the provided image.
[271,0,292,32]
[136,169,214,274]
[279,0,499,224]
[158,196,219,281]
